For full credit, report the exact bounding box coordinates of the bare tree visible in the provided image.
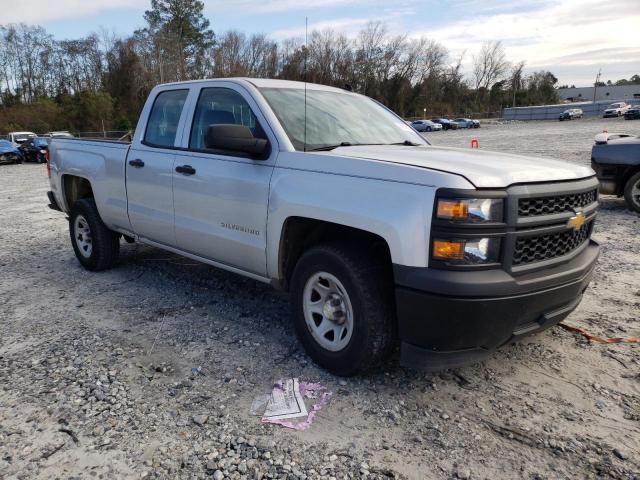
[472,41,509,104]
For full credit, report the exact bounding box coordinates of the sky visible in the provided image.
[3,0,640,86]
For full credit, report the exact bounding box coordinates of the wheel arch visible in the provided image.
[274,217,393,291]
[61,174,94,211]
[621,165,640,194]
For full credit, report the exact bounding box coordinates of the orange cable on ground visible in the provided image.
[560,323,640,344]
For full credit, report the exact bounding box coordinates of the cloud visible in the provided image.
[1,0,148,24]
[271,17,375,40]
[408,0,640,84]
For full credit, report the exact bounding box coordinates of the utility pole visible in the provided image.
[592,69,601,114]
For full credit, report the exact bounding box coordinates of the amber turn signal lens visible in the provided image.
[437,200,469,219]
[432,239,465,260]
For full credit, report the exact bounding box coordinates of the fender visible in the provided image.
[267,168,440,278]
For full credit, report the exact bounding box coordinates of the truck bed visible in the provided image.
[48,137,131,232]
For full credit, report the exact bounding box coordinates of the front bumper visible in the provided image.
[395,240,599,370]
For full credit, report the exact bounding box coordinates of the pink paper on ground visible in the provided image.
[261,381,332,431]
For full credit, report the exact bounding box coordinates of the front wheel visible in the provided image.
[69,198,120,270]
[290,243,396,376]
[623,172,640,213]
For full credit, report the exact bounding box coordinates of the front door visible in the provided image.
[172,86,276,276]
[126,88,189,246]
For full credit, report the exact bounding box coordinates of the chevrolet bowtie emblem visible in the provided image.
[567,211,586,231]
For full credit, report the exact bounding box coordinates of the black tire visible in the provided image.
[290,242,397,376]
[69,198,120,271]
[623,171,640,213]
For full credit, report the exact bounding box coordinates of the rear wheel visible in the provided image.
[69,198,120,271]
[290,243,396,376]
[623,171,640,213]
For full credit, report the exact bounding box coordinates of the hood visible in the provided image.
[327,144,594,188]
[0,143,20,154]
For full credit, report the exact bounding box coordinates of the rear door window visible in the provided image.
[144,89,189,148]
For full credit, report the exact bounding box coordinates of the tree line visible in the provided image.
[1,0,564,134]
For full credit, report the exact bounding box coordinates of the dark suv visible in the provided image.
[431,118,458,130]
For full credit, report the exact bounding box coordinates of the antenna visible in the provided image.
[304,16,308,152]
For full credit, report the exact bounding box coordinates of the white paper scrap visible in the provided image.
[250,394,271,416]
[262,378,308,421]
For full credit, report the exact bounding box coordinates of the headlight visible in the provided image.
[40,149,47,154]
[436,198,503,223]
[432,237,501,264]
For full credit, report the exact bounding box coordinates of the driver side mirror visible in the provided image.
[204,124,268,158]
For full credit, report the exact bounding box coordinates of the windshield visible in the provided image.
[34,138,49,146]
[259,87,424,151]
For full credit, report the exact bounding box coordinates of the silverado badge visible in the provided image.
[567,211,586,231]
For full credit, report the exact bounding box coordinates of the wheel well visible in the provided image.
[622,166,640,184]
[618,166,640,195]
[62,175,94,210]
[278,217,392,291]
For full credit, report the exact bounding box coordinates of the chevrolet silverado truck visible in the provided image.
[591,132,640,212]
[47,78,600,375]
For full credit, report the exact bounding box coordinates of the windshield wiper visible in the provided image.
[389,140,421,146]
[307,142,354,152]
[307,140,421,151]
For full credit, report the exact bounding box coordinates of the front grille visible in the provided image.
[518,189,597,217]
[513,221,592,265]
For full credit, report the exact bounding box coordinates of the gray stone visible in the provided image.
[613,448,627,460]
[192,414,209,426]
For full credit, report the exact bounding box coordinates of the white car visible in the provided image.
[410,120,442,132]
[47,78,599,375]
[43,131,74,138]
[6,131,36,145]
[603,102,630,118]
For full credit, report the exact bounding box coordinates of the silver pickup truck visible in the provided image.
[47,78,600,375]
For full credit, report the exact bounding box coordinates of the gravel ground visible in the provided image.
[1,117,639,480]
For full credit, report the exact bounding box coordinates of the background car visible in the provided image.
[19,137,49,163]
[624,105,640,120]
[603,102,630,118]
[0,139,23,165]
[453,118,476,128]
[431,117,458,130]
[411,120,442,132]
[43,131,74,138]
[6,131,36,145]
[591,132,640,212]
[559,108,583,121]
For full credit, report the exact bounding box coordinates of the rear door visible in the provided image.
[126,88,189,246]
[172,83,278,276]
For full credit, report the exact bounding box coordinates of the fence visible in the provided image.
[502,99,640,121]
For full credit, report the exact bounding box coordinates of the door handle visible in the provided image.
[176,165,196,175]
[129,159,145,168]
